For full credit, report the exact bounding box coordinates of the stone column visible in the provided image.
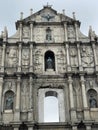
[66,43,71,71]
[19,22,23,41]
[30,22,34,42]
[28,75,33,121]
[72,126,77,130]
[86,126,91,130]
[74,22,79,41]
[92,42,98,71]
[68,75,77,121]
[0,76,3,120]
[28,125,33,130]
[80,75,90,120]
[29,43,33,72]
[64,22,68,42]
[77,43,83,71]
[14,76,21,121]
[17,43,22,72]
[1,43,6,72]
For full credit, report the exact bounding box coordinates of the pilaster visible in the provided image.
[0,76,3,121]
[92,41,98,71]
[77,43,83,71]
[1,42,6,73]
[29,42,34,72]
[14,75,21,121]
[65,42,71,72]
[68,74,77,121]
[17,42,22,72]
[63,22,68,42]
[80,74,90,120]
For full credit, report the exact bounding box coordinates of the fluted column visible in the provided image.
[74,22,79,41]
[29,43,33,72]
[14,76,21,121]
[68,75,76,121]
[80,75,90,120]
[77,43,83,71]
[30,22,34,42]
[19,22,23,41]
[92,42,98,71]
[28,75,33,121]
[64,22,68,42]
[1,43,6,72]
[0,76,3,120]
[18,43,22,72]
[66,43,71,71]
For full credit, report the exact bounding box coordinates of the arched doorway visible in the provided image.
[44,91,59,122]
[45,51,55,71]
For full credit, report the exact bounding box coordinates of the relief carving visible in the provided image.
[23,27,29,37]
[21,80,29,111]
[70,47,78,66]
[81,46,94,67]
[68,26,75,37]
[57,49,66,72]
[34,49,42,73]
[7,48,18,67]
[22,49,29,68]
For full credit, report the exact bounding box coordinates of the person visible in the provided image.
[89,96,97,108]
[46,57,53,69]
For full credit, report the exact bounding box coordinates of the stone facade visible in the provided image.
[0,5,98,130]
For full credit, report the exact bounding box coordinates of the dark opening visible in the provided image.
[45,51,55,71]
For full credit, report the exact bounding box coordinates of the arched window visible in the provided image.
[46,27,52,41]
[45,51,55,71]
[44,91,59,122]
[4,90,14,110]
[19,123,28,130]
[87,89,97,108]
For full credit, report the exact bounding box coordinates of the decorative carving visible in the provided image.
[34,49,42,73]
[81,46,94,67]
[21,80,29,111]
[42,13,54,22]
[68,26,75,37]
[70,47,78,66]
[22,49,29,67]
[23,27,29,37]
[7,48,18,67]
[57,49,66,72]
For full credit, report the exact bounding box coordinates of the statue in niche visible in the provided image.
[46,27,52,41]
[70,48,77,66]
[81,46,94,66]
[5,94,14,110]
[89,95,97,108]
[8,48,17,67]
[22,49,29,67]
[46,57,53,69]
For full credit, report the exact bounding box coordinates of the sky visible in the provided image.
[0,0,98,37]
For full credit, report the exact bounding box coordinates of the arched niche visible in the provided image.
[44,50,55,71]
[87,89,97,108]
[38,88,65,122]
[4,90,14,110]
[44,91,59,122]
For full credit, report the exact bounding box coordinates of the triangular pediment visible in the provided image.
[22,6,75,23]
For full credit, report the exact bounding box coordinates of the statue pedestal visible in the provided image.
[46,69,54,72]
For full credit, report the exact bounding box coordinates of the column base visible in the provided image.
[14,111,20,122]
[67,66,71,72]
[70,109,77,121]
[28,109,33,121]
[84,109,90,120]
[79,65,83,71]
[95,65,98,72]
